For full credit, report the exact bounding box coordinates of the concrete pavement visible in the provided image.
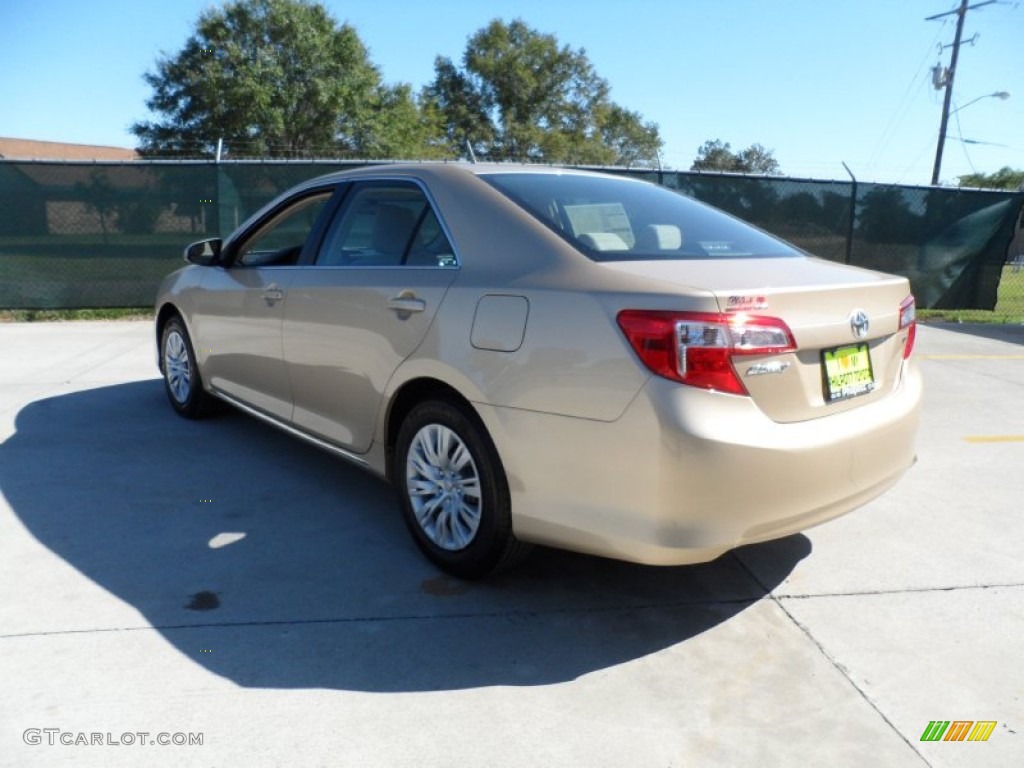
[0,320,1021,767]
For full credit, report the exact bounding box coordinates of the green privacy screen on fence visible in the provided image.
[0,159,1021,310]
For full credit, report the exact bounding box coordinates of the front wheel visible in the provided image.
[394,400,531,579]
[160,315,215,418]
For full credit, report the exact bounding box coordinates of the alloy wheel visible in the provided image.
[405,423,482,551]
[164,329,192,404]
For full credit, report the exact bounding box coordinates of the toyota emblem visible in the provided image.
[850,309,870,339]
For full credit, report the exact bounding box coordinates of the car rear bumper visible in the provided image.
[478,361,922,565]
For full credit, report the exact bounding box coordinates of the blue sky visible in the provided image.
[1,0,1020,184]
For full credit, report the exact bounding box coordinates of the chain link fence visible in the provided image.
[1,159,1021,317]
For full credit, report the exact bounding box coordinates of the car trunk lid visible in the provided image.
[602,256,915,422]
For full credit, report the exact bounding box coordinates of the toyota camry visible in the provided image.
[155,164,921,578]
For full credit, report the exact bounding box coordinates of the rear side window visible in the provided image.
[481,173,800,261]
[316,181,456,267]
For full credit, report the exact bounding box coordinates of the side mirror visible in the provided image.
[184,238,222,266]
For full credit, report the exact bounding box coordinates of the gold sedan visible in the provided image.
[156,164,921,578]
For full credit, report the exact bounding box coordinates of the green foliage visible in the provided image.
[351,84,451,160]
[595,104,664,168]
[918,267,1024,323]
[424,19,662,166]
[691,139,781,175]
[132,0,434,158]
[957,167,1024,191]
[0,308,155,323]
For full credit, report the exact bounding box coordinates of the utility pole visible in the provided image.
[928,0,997,185]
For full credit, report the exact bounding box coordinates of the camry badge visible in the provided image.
[745,361,790,377]
[850,309,870,339]
[726,295,768,312]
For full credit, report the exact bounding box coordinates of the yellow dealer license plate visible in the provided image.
[822,343,875,403]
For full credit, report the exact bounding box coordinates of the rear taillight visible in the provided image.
[616,310,796,395]
[899,295,916,359]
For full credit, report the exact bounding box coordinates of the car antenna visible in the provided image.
[464,139,477,164]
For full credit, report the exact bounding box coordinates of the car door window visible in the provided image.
[316,183,456,267]
[235,192,333,267]
[406,207,458,267]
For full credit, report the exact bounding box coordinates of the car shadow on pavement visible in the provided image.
[2,381,810,692]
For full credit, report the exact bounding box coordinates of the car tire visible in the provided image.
[394,399,532,579]
[160,315,215,419]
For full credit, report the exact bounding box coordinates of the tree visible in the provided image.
[347,84,450,160]
[595,104,663,168]
[690,139,781,175]
[131,0,435,158]
[957,167,1024,190]
[424,19,662,166]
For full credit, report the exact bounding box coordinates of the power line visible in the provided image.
[927,0,999,184]
[865,18,950,174]
[951,102,980,175]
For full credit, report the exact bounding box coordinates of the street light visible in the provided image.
[932,91,1011,185]
[952,91,1011,115]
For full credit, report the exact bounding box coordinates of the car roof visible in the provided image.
[297,161,639,190]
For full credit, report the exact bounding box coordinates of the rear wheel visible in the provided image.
[161,315,215,418]
[394,400,531,579]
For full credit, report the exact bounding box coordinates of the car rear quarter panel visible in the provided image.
[390,284,647,422]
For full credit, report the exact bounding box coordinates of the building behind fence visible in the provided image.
[0,159,1021,313]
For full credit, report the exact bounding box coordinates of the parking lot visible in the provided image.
[0,319,1021,767]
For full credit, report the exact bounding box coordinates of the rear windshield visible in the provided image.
[481,172,801,261]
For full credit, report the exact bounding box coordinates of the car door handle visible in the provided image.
[387,295,426,313]
[262,284,284,304]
